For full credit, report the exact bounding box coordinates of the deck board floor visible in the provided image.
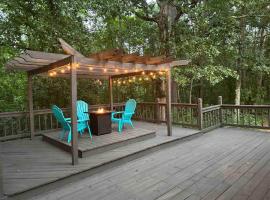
[1,121,198,196]
[26,127,270,200]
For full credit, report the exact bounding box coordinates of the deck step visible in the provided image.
[8,131,203,200]
[42,129,156,158]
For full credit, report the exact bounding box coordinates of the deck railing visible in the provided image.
[221,105,270,129]
[0,97,269,141]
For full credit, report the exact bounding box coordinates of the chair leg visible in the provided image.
[87,123,92,139]
[129,121,134,128]
[67,131,72,143]
[118,121,123,133]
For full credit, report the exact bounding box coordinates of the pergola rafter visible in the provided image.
[5,38,190,165]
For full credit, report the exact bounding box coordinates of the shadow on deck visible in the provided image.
[1,121,199,199]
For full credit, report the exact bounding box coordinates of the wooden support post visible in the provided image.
[0,160,6,200]
[109,76,113,111]
[218,96,223,126]
[166,69,172,136]
[70,56,78,165]
[155,98,160,124]
[27,73,35,140]
[198,98,203,130]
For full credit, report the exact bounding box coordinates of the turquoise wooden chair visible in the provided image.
[111,99,137,133]
[51,105,88,143]
[77,100,92,139]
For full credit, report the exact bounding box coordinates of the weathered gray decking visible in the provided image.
[1,121,198,198]
[42,127,156,157]
[29,127,270,200]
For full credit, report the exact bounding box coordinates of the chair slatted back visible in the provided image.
[77,100,90,121]
[123,99,136,120]
[52,105,70,130]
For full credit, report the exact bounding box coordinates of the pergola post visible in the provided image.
[27,73,35,140]
[166,69,172,136]
[70,56,78,165]
[109,76,113,111]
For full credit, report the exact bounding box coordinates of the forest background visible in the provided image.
[0,0,269,112]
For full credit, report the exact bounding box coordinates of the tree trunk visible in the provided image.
[235,70,242,105]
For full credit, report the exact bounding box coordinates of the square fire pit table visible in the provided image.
[88,110,112,135]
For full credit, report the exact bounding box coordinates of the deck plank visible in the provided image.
[2,123,270,200]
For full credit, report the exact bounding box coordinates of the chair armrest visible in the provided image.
[66,119,87,123]
[124,112,134,115]
[112,111,124,117]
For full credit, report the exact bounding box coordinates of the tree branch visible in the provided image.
[135,12,158,23]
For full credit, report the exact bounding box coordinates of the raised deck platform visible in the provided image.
[42,128,156,158]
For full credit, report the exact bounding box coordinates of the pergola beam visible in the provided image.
[59,38,85,58]
[29,56,72,75]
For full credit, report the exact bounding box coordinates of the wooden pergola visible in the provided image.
[5,39,190,165]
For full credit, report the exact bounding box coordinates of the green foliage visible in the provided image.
[0,0,269,112]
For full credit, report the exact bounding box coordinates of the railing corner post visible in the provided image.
[218,96,223,126]
[198,98,203,130]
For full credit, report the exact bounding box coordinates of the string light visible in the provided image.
[133,77,136,80]
[115,69,119,72]
[49,72,53,76]
[153,75,156,79]
[128,79,132,83]
[61,69,65,73]
[150,72,153,76]
[113,80,116,84]
[145,77,149,81]
[125,69,128,73]
[135,69,138,72]
[103,68,107,72]
[139,77,142,81]
[67,65,71,70]
[123,80,126,84]
[158,71,164,75]
[142,71,145,75]
[89,67,93,71]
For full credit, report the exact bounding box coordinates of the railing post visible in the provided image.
[27,73,35,140]
[198,98,203,130]
[218,96,223,126]
[155,98,160,124]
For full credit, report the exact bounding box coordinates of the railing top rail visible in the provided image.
[222,104,270,109]
[202,105,221,112]
[0,111,28,118]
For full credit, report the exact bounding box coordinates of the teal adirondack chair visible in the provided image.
[111,99,137,133]
[77,100,92,139]
[52,105,86,143]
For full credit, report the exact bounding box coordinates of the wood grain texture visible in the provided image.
[1,121,197,197]
[23,126,270,200]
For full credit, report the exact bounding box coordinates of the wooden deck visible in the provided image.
[42,127,156,157]
[29,127,270,200]
[1,121,198,199]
